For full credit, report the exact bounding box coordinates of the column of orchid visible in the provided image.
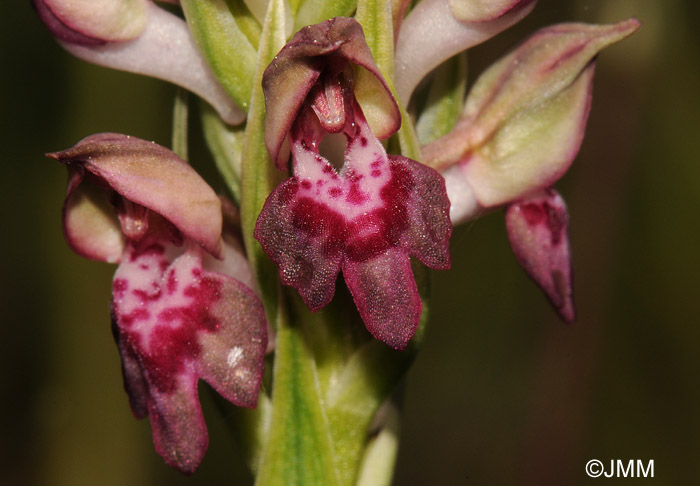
[33,0,638,483]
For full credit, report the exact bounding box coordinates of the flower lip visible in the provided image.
[48,133,224,258]
[112,235,267,473]
[262,17,400,170]
[255,99,451,349]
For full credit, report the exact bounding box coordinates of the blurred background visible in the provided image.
[2,0,698,484]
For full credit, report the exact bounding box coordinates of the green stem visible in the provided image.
[255,299,342,486]
[239,0,286,319]
[171,88,189,160]
[200,101,245,202]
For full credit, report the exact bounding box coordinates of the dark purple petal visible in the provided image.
[343,248,422,350]
[262,17,399,170]
[195,277,267,408]
[112,318,148,417]
[147,373,208,474]
[48,133,224,258]
[254,178,345,310]
[505,189,575,323]
[390,155,452,269]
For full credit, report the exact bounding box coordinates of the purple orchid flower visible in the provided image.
[31,0,243,124]
[422,19,640,322]
[48,133,267,473]
[254,18,452,350]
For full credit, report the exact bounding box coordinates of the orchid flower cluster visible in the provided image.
[33,0,638,482]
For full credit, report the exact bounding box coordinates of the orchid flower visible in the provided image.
[47,133,267,473]
[419,19,640,322]
[395,0,537,104]
[254,18,452,350]
[31,0,244,124]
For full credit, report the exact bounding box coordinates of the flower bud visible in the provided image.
[33,1,244,124]
[394,0,537,103]
[424,19,640,217]
[505,189,575,323]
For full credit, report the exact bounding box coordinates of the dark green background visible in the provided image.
[2,0,698,484]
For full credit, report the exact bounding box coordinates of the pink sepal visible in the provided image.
[49,133,223,259]
[262,17,400,170]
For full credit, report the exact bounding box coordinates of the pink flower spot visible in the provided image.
[134,286,162,302]
[113,278,128,297]
[121,308,150,327]
[346,183,369,205]
[166,269,178,295]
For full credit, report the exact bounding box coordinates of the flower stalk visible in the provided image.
[34,0,640,482]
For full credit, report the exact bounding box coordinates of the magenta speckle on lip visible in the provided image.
[134,285,162,302]
[52,132,268,474]
[121,308,150,327]
[346,183,369,205]
[113,278,128,297]
[145,276,222,393]
[166,269,177,295]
